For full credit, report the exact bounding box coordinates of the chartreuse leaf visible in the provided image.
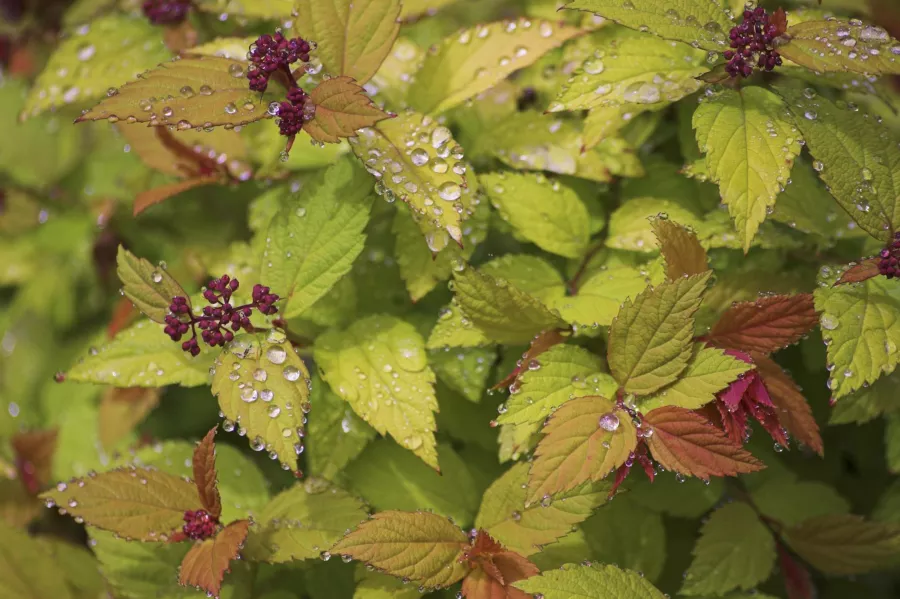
[750,478,849,527]
[349,111,469,244]
[116,246,188,324]
[345,440,479,524]
[408,17,583,115]
[331,511,470,588]
[292,0,401,85]
[552,265,652,328]
[307,373,376,480]
[830,369,900,425]
[187,36,257,60]
[22,15,170,119]
[480,254,567,303]
[0,520,73,599]
[693,87,802,251]
[629,474,723,519]
[40,467,202,541]
[303,77,395,144]
[178,520,250,597]
[481,171,591,258]
[475,462,608,556]
[427,302,492,349]
[564,0,734,51]
[193,0,293,19]
[261,157,373,319]
[514,563,666,599]
[606,198,704,252]
[681,502,775,596]
[783,514,900,575]
[210,330,311,472]
[242,479,368,563]
[608,272,711,395]
[581,500,666,582]
[452,265,568,345]
[498,345,614,426]
[429,347,496,403]
[315,315,440,469]
[76,57,277,130]
[639,345,753,411]
[527,396,637,503]
[549,26,708,113]
[354,568,424,599]
[813,274,900,399]
[776,84,900,241]
[653,218,709,279]
[779,20,900,75]
[89,528,192,598]
[66,320,216,387]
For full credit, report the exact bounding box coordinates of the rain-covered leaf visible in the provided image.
[315,315,440,469]
[706,293,818,354]
[193,0,294,20]
[116,246,188,324]
[514,563,667,599]
[192,428,221,519]
[210,330,312,472]
[652,218,708,279]
[783,514,900,575]
[304,76,394,144]
[754,354,823,455]
[779,19,900,75]
[178,519,250,597]
[552,265,653,328]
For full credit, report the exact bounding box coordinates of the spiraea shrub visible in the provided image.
[4,0,900,597]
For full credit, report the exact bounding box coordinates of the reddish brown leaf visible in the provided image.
[834,258,880,286]
[303,76,394,144]
[178,519,249,596]
[192,428,221,519]
[772,7,788,36]
[164,21,198,53]
[706,294,817,354]
[643,406,765,479]
[107,297,138,339]
[753,354,823,456]
[779,543,815,599]
[461,531,539,599]
[11,429,57,493]
[493,329,569,390]
[133,175,222,216]
[99,387,161,451]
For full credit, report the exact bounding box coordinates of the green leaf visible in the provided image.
[481,171,591,258]
[345,440,479,524]
[187,36,258,61]
[813,274,900,399]
[429,347,496,403]
[498,345,614,426]
[75,57,277,130]
[783,514,900,575]
[750,478,850,526]
[639,345,753,411]
[629,474,724,519]
[292,0,401,85]
[514,563,667,599]
[210,330,311,472]
[564,0,734,51]
[38,537,106,599]
[549,27,708,113]
[306,373,376,480]
[0,520,74,599]
[681,502,775,596]
[779,20,900,75]
[475,462,608,556]
[480,254,568,304]
[608,272,711,395]
[66,320,216,387]
[349,111,470,244]
[261,157,373,319]
[88,528,194,598]
[452,264,568,345]
[552,265,652,328]
[22,15,170,119]
[887,413,900,473]
[582,500,666,582]
[693,87,802,251]
[775,84,900,242]
[353,569,424,599]
[331,510,469,588]
[606,198,704,252]
[193,0,293,19]
[314,315,440,469]
[116,246,188,324]
[830,369,900,424]
[242,479,368,563]
[427,302,493,349]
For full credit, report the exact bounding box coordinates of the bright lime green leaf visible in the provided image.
[780,20,900,76]
[813,274,900,399]
[607,197,704,252]
[315,315,440,469]
[529,529,593,571]
[498,420,542,463]
[640,345,753,411]
[250,127,350,177]
[346,440,478,524]
[243,479,368,563]
[629,474,724,519]
[775,84,900,242]
[261,157,373,319]
[427,302,493,349]
[498,345,612,426]
[608,272,711,395]
[0,520,74,599]
[399,0,458,19]
[481,254,568,304]
[830,369,900,424]
[429,347,496,402]
[43,384,110,481]
[888,414,900,473]
[368,37,424,107]
[681,502,775,596]
[475,462,608,556]
[22,15,170,118]
[693,87,802,251]
[551,265,652,327]
[515,563,667,599]
[349,112,470,244]
[353,569,423,599]
[293,0,401,85]
[751,479,850,526]
[582,499,666,582]
[187,36,257,60]
[211,330,311,471]
[550,27,708,113]
[564,0,734,51]
[307,373,376,480]
[408,18,583,114]
[66,320,216,387]
[452,264,568,345]
[481,171,591,258]
[116,246,188,324]
[193,0,294,20]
